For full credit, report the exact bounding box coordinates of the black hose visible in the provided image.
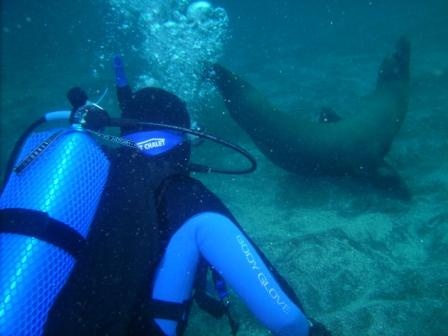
[1,114,257,191]
[1,117,46,191]
[110,118,257,175]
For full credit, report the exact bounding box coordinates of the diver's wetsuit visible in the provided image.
[113,68,311,334]
[118,86,310,335]
[154,175,310,336]
[37,134,309,336]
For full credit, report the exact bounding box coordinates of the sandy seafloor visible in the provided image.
[1,1,448,335]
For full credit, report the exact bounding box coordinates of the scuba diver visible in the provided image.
[0,56,332,336]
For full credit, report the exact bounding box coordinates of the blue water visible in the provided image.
[1,1,448,335]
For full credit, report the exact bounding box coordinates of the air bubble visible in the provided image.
[107,0,229,119]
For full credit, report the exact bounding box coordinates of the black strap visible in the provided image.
[145,299,191,336]
[0,208,86,258]
[146,299,189,322]
[194,262,239,335]
[195,290,226,318]
[194,262,227,318]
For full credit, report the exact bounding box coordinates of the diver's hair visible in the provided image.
[122,87,190,135]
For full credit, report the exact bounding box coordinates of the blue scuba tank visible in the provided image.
[0,123,110,336]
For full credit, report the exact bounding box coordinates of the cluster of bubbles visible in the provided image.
[108,0,229,118]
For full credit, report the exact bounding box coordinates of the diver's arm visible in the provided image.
[151,212,310,336]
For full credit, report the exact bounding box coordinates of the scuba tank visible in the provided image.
[0,91,111,336]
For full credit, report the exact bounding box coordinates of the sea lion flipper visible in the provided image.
[376,36,411,91]
[371,160,411,199]
[211,64,278,125]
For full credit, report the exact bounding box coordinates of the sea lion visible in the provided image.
[211,37,410,190]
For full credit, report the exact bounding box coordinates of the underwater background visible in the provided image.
[1,0,447,335]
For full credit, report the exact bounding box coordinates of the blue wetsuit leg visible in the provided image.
[152,212,309,336]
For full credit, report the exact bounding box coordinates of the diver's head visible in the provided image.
[122,87,190,133]
[121,87,192,171]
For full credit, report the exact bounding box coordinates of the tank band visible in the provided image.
[145,298,189,321]
[0,208,86,258]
